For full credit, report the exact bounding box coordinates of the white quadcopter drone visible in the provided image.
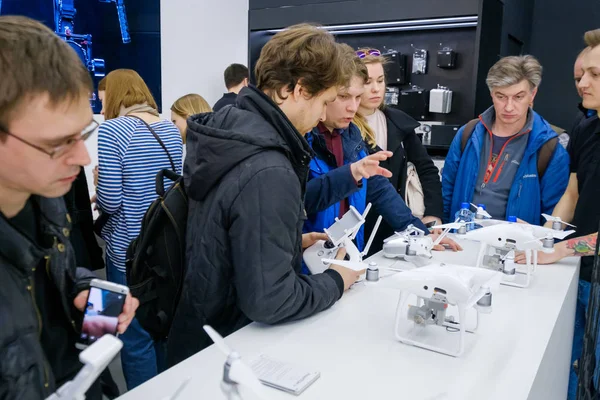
[382,225,435,267]
[47,335,122,400]
[303,203,384,274]
[203,325,270,400]
[436,214,576,288]
[384,263,502,357]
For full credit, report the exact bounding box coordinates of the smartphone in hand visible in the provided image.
[75,279,128,350]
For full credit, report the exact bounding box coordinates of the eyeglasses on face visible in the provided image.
[0,119,98,159]
[356,49,382,59]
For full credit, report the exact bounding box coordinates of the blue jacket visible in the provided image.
[442,110,570,225]
[304,123,427,251]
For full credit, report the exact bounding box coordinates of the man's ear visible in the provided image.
[292,82,305,103]
[243,77,249,87]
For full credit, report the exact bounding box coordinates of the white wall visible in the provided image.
[160,0,250,111]
[85,0,249,197]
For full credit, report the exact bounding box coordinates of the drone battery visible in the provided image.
[429,87,453,114]
[383,52,408,85]
[398,89,429,120]
[437,50,457,69]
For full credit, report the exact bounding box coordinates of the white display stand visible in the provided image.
[118,239,578,400]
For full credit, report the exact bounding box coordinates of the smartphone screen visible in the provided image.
[79,286,126,346]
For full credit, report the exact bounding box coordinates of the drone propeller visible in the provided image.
[470,203,492,219]
[204,325,232,355]
[203,326,270,400]
[162,377,191,400]
[542,213,577,228]
[321,259,404,272]
[537,228,576,240]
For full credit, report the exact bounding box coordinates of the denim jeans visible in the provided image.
[106,258,167,390]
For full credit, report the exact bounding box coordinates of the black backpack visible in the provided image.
[125,116,188,340]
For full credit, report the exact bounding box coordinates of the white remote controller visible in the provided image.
[303,206,366,274]
[303,236,362,274]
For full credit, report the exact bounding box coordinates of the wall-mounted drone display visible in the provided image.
[0,0,162,113]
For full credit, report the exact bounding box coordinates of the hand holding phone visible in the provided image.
[76,279,129,349]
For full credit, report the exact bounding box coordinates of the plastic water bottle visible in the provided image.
[454,202,475,232]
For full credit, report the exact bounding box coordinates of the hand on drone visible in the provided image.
[350,151,393,182]
[327,248,365,291]
[429,234,463,252]
[302,232,329,249]
[74,290,139,334]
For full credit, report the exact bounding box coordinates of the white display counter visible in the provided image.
[119,239,579,400]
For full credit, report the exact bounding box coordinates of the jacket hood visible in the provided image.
[184,85,312,200]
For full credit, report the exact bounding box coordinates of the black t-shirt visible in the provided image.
[567,115,600,281]
[9,200,83,387]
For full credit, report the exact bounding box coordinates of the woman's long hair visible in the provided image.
[171,93,212,118]
[103,69,157,120]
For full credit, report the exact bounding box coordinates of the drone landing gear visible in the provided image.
[393,292,478,357]
[477,243,534,288]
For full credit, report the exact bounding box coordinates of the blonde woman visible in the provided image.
[355,48,443,254]
[96,69,183,389]
[170,93,212,143]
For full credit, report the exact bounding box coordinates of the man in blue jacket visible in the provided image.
[442,55,570,225]
[304,48,460,257]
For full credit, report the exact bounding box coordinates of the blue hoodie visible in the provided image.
[442,108,570,225]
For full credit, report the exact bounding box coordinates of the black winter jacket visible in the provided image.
[167,86,344,366]
[380,107,443,217]
[365,108,443,254]
[63,169,105,271]
[0,196,95,399]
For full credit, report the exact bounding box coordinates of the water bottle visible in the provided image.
[454,202,475,232]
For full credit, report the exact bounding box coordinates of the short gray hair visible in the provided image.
[486,55,542,91]
[585,29,600,49]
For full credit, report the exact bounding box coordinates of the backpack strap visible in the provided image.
[127,115,177,172]
[537,137,558,179]
[460,118,480,153]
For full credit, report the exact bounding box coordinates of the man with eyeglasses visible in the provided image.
[442,55,569,225]
[0,16,138,400]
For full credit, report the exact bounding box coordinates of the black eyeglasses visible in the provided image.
[0,119,98,159]
[356,49,382,59]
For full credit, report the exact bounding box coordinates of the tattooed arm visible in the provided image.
[516,232,598,265]
[561,232,598,257]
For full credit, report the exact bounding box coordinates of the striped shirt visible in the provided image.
[97,116,183,271]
